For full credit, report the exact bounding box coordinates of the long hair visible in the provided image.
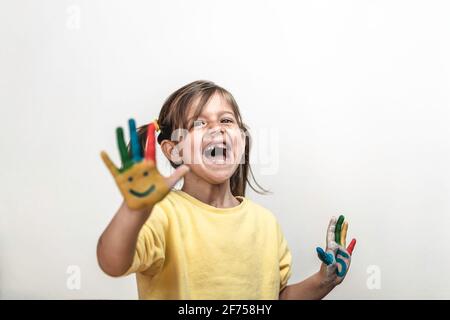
[136,80,269,197]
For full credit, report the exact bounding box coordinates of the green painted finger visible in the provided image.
[335,215,345,245]
[116,127,132,171]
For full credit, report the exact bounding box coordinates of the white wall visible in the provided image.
[1,0,450,299]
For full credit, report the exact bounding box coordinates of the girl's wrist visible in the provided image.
[317,265,337,292]
[117,201,152,227]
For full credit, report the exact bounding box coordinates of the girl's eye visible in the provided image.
[221,118,234,124]
[193,120,206,128]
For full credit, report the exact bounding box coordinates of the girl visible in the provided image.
[97,80,356,299]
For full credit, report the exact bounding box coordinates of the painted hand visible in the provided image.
[101,119,189,211]
[316,215,356,287]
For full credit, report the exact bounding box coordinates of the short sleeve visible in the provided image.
[123,205,168,277]
[277,222,292,292]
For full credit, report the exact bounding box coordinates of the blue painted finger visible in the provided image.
[316,247,334,265]
[129,118,142,162]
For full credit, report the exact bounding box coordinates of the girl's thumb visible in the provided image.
[166,165,190,188]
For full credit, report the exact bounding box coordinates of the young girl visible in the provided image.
[97,80,356,299]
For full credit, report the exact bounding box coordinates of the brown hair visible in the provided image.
[136,80,268,197]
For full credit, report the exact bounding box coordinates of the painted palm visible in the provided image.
[316,215,357,279]
[101,119,187,211]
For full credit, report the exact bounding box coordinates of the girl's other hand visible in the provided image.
[316,215,357,288]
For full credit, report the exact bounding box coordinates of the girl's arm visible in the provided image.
[96,201,151,277]
[97,119,189,277]
[279,264,335,300]
[280,216,356,300]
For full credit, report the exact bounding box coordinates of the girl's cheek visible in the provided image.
[176,137,191,164]
[232,135,246,163]
[234,128,246,147]
[187,130,202,164]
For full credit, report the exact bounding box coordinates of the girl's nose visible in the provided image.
[208,123,226,136]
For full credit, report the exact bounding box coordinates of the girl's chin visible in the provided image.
[199,162,237,182]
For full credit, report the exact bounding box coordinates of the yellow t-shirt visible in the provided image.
[124,190,292,299]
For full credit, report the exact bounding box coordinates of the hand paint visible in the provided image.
[101,119,170,210]
[316,215,357,278]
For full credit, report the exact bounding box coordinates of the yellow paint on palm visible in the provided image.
[101,119,169,211]
[114,161,168,210]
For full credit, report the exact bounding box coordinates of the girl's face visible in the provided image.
[177,93,245,184]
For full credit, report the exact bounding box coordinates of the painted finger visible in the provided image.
[347,238,357,255]
[327,216,338,246]
[335,215,345,245]
[165,164,190,188]
[316,247,334,265]
[145,122,156,163]
[129,119,142,162]
[101,151,119,177]
[116,127,132,170]
[341,221,348,247]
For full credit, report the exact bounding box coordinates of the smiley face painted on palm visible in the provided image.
[101,119,169,210]
[117,162,158,198]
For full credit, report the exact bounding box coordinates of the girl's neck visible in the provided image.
[181,173,241,208]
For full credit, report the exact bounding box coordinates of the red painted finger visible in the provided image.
[347,238,356,255]
[145,122,156,162]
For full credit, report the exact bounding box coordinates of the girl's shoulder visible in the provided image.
[242,197,276,217]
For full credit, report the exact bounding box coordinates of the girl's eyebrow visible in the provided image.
[188,111,235,122]
[220,111,236,118]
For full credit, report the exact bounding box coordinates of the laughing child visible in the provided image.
[97,80,356,299]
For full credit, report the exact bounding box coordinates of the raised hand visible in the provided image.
[101,119,189,211]
[316,215,357,286]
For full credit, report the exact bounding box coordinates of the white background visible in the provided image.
[1,0,450,299]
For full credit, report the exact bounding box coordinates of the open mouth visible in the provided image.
[202,142,232,165]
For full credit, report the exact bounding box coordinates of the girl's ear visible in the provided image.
[160,140,183,165]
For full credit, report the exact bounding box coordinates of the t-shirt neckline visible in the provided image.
[174,190,247,214]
